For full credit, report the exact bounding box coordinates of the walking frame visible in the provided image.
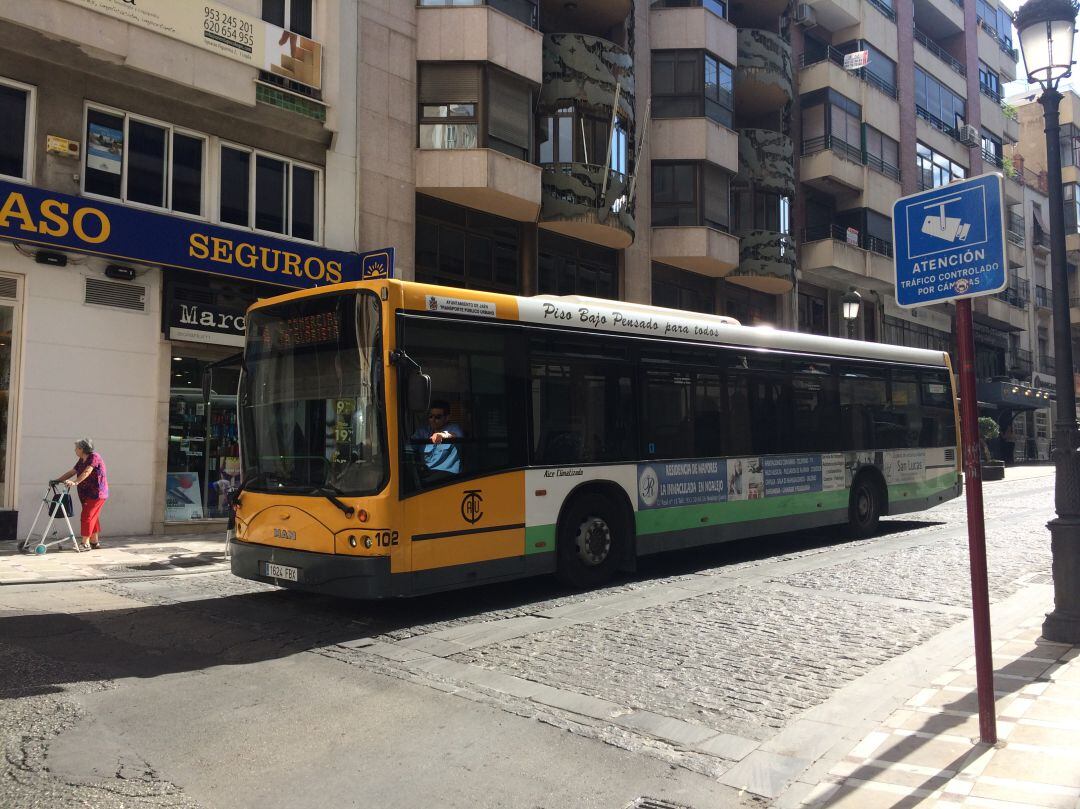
[18,481,81,555]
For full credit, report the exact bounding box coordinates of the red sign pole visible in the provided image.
[955,298,997,744]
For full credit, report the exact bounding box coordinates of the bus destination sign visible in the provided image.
[892,173,1007,308]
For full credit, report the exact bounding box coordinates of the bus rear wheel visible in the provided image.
[557,494,622,589]
[848,475,882,538]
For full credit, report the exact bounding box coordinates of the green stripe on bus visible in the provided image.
[887,471,959,502]
[634,489,852,535]
[525,524,556,555]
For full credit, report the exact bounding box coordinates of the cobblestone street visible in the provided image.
[0,468,1060,808]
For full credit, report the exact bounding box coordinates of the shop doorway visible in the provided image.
[167,346,240,521]
[0,277,21,511]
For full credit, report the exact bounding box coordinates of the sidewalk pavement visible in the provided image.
[0,529,229,585]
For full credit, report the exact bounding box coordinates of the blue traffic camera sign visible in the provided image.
[892,173,1007,308]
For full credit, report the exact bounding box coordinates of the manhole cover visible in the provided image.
[124,546,195,556]
[624,799,695,809]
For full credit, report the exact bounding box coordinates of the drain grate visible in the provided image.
[624,799,695,809]
[1017,572,1055,586]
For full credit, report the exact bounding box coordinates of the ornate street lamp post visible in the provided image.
[1015,0,1080,641]
[841,288,862,339]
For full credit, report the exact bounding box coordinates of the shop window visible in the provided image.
[84,106,207,216]
[0,77,34,183]
[217,144,322,241]
[262,0,313,36]
[167,357,240,520]
[0,279,21,508]
[415,195,520,292]
[538,232,618,297]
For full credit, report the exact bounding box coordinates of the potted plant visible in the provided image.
[978,416,1006,480]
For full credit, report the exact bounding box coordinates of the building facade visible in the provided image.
[0,0,361,535]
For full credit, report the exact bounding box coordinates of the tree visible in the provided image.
[978,416,1000,463]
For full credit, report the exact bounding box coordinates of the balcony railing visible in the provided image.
[1036,285,1051,308]
[801,134,901,182]
[803,224,893,257]
[1009,349,1033,378]
[914,26,966,76]
[980,83,1002,103]
[983,148,1004,169]
[799,46,898,98]
[1007,212,1025,246]
[916,105,960,140]
[996,278,1030,308]
[1040,353,1057,373]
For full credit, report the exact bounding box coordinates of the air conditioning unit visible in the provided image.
[959,124,980,147]
[793,3,817,26]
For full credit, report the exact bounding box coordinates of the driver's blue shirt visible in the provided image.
[411,423,462,474]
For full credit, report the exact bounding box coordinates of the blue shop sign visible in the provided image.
[0,179,361,289]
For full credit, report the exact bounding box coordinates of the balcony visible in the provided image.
[801,136,865,193]
[800,46,898,100]
[653,118,739,174]
[800,225,894,288]
[539,163,634,248]
[1040,353,1057,374]
[1036,285,1051,309]
[651,226,741,278]
[1007,212,1025,247]
[649,1,737,57]
[1008,348,1033,379]
[802,0,860,31]
[540,34,634,120]
[728,0,792,28]
[995,278,1030,308]
[417,4,543,84]
[416,149,542,222]
[734,30,793,117]
[737,129,795,196]
[913,26,967,96]
[729,230,796,294]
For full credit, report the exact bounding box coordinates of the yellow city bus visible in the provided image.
[228,279,961,598]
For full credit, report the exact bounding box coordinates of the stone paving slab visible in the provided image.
[798,609,1080,808]
[0,532,229,584]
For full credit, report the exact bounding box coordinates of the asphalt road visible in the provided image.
[0,468,1055,809]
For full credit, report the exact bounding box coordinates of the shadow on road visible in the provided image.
[0,518,944,700]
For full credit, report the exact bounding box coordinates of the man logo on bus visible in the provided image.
[639,466,659,508]
[461,489,483,524]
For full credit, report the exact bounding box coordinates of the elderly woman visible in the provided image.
[55,438,109,550]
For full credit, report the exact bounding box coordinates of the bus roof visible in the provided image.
[251,279,951,369]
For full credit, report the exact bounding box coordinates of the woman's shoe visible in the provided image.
[81,543,92,550]
[89,542,100,550]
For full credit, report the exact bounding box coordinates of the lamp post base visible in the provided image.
[1042,516,1080,643]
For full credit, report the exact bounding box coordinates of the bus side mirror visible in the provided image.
[407,372,431,413]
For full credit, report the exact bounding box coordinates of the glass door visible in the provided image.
[0,301,17,507]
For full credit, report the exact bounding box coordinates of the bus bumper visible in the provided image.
[230,540,397,599]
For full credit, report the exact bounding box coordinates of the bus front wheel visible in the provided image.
[848,475,883,538]
[557,494,621,589]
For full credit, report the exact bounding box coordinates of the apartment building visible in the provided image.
[0,0,361,534]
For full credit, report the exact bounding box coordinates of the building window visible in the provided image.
[262,0,313,36]
[218,144,321,241]
[538,106,628,172]
[652,50,733,128]
[800,90,862,161]
[0,77,33,183]
[416,195,520,293]
[419,64,533,160]
[864,126,899,181]
[538,232,618,298]
[652,162,731,231]
[1065,184,1079,233]
[883,316,951,352]
[914,68,966,136]
[418,0,539,27]
[1059,123,1080,168]
[84,105,207,217]
[982,130,1003,168]
[916,142,966,190]
[979,62,1002,101]
[798,288,829,335]
[649,0,727,18]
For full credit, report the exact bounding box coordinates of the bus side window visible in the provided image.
[726,371,753,456]
[920,370,957,447]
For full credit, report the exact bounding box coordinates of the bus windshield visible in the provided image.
[240,291,386,496]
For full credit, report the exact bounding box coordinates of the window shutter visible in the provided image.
[488,73,531,150]
[418,64,481,104]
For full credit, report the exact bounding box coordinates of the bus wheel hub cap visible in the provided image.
[576,517,611,566]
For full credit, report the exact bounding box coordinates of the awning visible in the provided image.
[976,380,1055,411]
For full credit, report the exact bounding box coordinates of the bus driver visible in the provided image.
[412,399,462,479]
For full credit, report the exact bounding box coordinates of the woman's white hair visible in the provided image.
[76,438,94,454]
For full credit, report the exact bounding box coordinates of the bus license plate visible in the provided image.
[262,562,299,582]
